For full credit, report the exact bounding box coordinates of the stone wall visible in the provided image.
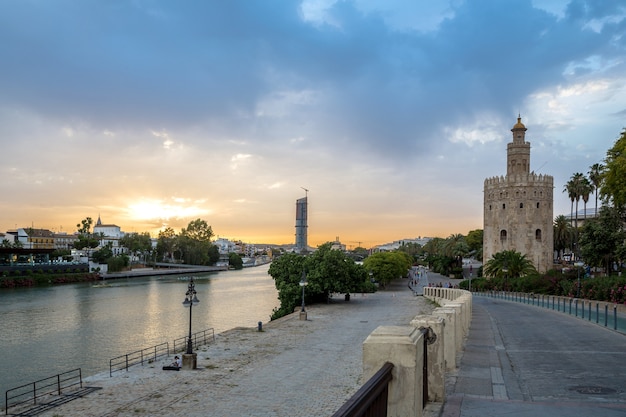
[362,287,472,417]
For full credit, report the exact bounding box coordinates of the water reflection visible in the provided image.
[0,264,278,397]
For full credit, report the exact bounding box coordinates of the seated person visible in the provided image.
[171,356,182,368]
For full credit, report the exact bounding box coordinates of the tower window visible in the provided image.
[519,203,524,208]
[500,230,507,241]
[536,202,540,208]
[489,205,492,210]
[502,203,506,209]
[535,229,542,241]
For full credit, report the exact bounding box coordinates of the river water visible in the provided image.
[0,264,278,396]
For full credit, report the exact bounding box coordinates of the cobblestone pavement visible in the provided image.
[29,279,434,417]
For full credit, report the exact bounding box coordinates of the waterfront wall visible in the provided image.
[362,287,472,416]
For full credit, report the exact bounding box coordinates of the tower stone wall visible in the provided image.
[483,118,554,273]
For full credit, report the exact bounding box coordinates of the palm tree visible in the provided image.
[564,172,587,258]
[580,176,593,222]
[588,163,604,215]
[483,250,537,289]
[553,215,573,261]
[563,179,576,228]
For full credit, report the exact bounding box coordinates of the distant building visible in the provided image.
[53,232,78,251]
[92,215,125,254]
[483,116,554,273]
[295,195,308,253]
[12,228,55,249]
[373,237,432,252]
[330,237,346,251]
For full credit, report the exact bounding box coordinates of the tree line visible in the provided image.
[72,217,244,272]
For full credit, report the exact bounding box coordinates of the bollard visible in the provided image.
[258,321,263,332]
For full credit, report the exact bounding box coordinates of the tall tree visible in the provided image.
[600,129,626,211]
[465,229,483,260]
[156,227,177,262]
[580,176,593,222]
[74,217,99,250]
[553,215,573,261]
[579,206,626,273]
[563,172,587,258]
[588,162,604,213]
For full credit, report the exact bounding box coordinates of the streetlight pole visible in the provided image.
[575,261,584,298]
[182,277,200,354]
[299,270,308,320]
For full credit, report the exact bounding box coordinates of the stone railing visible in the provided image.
[362,287,472,417]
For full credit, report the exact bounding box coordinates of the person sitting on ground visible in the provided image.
[171,356,182,368]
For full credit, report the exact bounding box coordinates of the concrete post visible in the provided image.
[363,325,424,417]
[182,353,197,370]
[431,307,456,371]
[441,302,463,352]
[410,315,445,403]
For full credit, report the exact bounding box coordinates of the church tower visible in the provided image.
[483,117,554,273]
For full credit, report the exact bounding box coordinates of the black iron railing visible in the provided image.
[331,362,394,417]
[109,342,169,377]
[5,368,83,414]
[478,291,626,333]
[172,328,215,353]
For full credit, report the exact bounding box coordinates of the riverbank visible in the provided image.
[101,265,227,279]
[18,278,432,417]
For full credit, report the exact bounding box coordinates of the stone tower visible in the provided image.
[483,116,554,273]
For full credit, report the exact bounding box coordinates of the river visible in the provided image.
[0,264,278,397]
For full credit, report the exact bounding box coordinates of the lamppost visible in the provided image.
[299,270,308,320]
[575,261,584,298]
[182,277,200,354]
[502,262,508,294]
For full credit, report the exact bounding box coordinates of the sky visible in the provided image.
[1,0,625,248]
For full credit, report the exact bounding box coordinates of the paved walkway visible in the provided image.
[442,295,626,417]
[26,279,434,417]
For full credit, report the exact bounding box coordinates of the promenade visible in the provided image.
[28,278,435,417]
[13,271,626,417]
[442,294,626,417]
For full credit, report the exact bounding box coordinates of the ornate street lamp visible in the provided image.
[299,270,308,320]
[182,277,200,354]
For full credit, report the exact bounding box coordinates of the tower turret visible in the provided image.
[507,115,530,176]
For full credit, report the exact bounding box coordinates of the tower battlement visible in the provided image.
[484,173,554,187]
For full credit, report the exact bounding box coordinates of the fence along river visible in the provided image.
[0,263,278,397]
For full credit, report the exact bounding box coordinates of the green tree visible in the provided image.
[182,219,214,242]
[305,242,367,300]
[363,251,411,288]
[465,229,483,261]
[175,219,216,265]
[120,232,153,263]
[268,253,306,319]
[92,243,114,264]
[588,162,604,211]
[553,215,574,260]
[578,206,626,273]
[483,250,537,289]
[74,217,99,250]
[229,252,243,270]
[600,129,626,210]
[156,227,176,262]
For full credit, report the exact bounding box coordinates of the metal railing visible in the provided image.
[331,362,394,417]
[109,342,170,377]
[172,328,215,353]
[5,368,83,414]
[478,291,626,334]
[332,325,435,416]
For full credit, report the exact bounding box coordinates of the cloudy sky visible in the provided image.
[1,0,625,247]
